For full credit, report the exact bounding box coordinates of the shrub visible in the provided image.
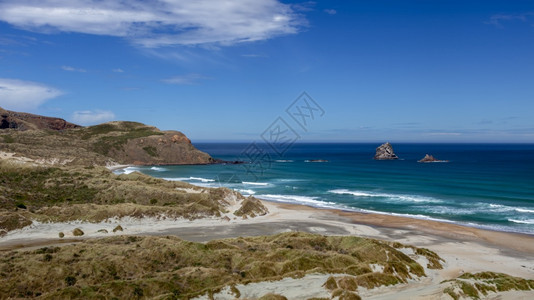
[72,228,84,236]
[65,276,77,286]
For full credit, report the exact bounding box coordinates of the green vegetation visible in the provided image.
[443,272,534,299]
[0,232,439,299]
[2,135,15,143]
[90,126,164,156]
[143,146,158,157]
[391,242,444,269]
[0,120,211,166]
[0,160,263,234]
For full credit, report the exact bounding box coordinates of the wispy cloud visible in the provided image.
[324,9,337,15]
[0,0,306,48]
[112,68,124,73]
[486,12,534,28]
[71,110,115,125]
[241,54,268,58]
[61,65,86,72]
[0,78,63,110]
[162,74,210,85]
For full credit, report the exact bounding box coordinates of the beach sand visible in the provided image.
[1,200,533,299]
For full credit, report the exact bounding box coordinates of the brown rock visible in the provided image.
[374,142,399,160]
[418,154,448,163]
[0,106,80,131]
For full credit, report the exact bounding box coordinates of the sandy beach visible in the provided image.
[2,199,533,299]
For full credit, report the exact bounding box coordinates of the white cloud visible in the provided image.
[61,65,86,72]
[0,78,63,110]
[162,74,209,85]
[241,54,268,58]
[486,13,533,27]
[0,0,305,48]
[112,68,124,73]
[324,9,337,15]
[71,110,115,125]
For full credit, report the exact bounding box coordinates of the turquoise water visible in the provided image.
[116,143,534,235]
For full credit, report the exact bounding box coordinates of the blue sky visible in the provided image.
[0,0,533,142]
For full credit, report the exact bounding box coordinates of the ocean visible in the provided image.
[116,143,534,235]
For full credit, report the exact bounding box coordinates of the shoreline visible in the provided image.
[266,200,534,255]
[2,198,533,256]
[256,196,534,237]
[110,164,534,238]
[2,197,533,298]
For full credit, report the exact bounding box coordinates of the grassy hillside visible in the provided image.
[0,232,443,299]
[0,160,266,236]
[0,121,214,166]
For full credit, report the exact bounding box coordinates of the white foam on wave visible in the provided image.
[280,178,302,181]
[237,189,256,195]
[121,167,140,174]
[489,204,534,214]
[162,177,217,187]
[150,166,167,172]
[508,219,534,225]
[257,194,339,209]
[274,160,294,162]
[190,177,215,182]
[328,189,441,203]
[425,206,476,215]
[242,182,270,186]
[329,189,373,197]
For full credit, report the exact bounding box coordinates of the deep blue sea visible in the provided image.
[116,143,534,235]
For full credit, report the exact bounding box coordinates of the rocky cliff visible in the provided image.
[0,109,215,166]
[84,122,216,165]
[374,142,399,160]
[0,107,80,131]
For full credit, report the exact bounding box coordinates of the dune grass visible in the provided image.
[0,160,265,235]
[0,232,441,299]
[443,272,534,299]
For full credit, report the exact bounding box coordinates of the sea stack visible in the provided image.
[418,154,448,163]
[374,142,399,160]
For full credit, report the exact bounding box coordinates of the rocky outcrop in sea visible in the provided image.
[418,154,448,163]
[374,142,399,160]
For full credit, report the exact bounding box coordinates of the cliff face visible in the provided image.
[89,123,216,165]
[0,107,80,131]
[0,110,215,166]
[374,142,399,160]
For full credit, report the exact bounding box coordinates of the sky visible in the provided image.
[0,0,533,143]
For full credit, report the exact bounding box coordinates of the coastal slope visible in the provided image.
[0,108,215,166]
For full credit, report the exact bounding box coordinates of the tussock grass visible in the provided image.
[443,272,534,299]
[0,232,437,299]
[0,161,266,234]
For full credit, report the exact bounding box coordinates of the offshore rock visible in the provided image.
[418,154,448,163]
[374,142,399,160]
